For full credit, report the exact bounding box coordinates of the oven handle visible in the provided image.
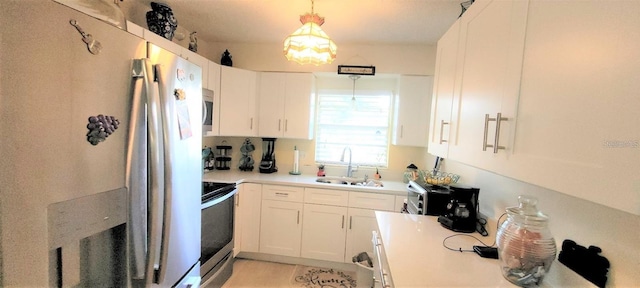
[201,188,237,209]
[407,183,425,195]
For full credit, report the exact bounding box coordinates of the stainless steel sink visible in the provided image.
[315,176,383,187]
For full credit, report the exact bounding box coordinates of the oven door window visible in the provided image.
[201,194,234,263]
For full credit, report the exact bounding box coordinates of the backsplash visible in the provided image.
[440,158,640,287]
[203,136,430,182]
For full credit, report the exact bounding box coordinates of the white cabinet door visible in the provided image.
[259,199,303,257]
[283,73,315,139]
[258,72,314,139]
[344,208,378,264]
[219,66,257,136]
[504,1,640,215]
[300,203,348,262]
[236,183,262,254]
[393,75,433,147]
[257,73,286,137]
[428,21,460,157]
[448,0,529,171]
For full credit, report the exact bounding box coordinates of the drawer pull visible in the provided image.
[275,192,289,197]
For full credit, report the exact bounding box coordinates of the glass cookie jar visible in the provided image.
[496,196,557,287]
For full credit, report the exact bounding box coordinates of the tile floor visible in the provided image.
[221,259,297,288]
[221,259,372,288]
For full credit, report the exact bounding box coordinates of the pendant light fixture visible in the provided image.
[350,75,360,102]
[283,0,337,66]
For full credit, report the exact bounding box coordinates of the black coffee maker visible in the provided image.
[259,138,278,173]
[437,184,480,233]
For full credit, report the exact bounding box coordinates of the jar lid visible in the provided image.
[506,195,549,224]
[406,163,418,169]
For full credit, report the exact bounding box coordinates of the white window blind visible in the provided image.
[315,89,392,167]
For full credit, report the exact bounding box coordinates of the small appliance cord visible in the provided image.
[442,213,507,253]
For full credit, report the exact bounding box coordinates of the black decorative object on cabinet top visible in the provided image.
[221,49,233,66]
[146,2,178,40]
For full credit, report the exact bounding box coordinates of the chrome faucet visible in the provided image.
[340,146,353,177]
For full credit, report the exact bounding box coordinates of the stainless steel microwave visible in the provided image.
[202,88,214,135]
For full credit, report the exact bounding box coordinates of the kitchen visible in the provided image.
[1,0,639,287]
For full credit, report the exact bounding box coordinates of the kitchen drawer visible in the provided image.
[348,192,395,211]
[304,188,349,206]
[262,184,304,203]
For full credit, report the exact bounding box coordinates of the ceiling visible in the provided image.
[131,0,465,46]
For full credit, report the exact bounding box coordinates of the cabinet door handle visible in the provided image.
[493,112,508,153]
[275,192,289,197]
[250,117,254,130]
[285,119,288,132]
[297,211,300,224]
[349,216,352,230]
[483,113,508,153]
[439,120,449,144]
[483,114,494,151]
[278,119,281,131]
[400,125,404,138]
[341,215,345,229]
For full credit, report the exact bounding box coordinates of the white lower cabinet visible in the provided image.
[254,184,400,263]
[235,183,262,255]
[344,207,378,263]
[300,203,348,262]
[259,185,304,257]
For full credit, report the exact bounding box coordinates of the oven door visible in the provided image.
[406,184,425,215]
[201,185,236,286]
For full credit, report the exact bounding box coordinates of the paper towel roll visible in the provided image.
[293,149,299,173]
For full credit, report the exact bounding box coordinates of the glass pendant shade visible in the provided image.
[284,12,337,66]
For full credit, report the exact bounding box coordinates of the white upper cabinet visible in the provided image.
[428,21,460,157]
[219,65,258,136]
[258,72,315,139]
[447,0,529,171]
[392,75,433,147]
[504,1,640,215]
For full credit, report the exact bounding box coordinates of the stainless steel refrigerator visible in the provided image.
[0,1,202,287]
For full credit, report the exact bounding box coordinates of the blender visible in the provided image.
[259,138,278,173]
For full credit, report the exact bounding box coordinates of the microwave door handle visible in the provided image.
[128,59,152,280]
[202,99,207,125]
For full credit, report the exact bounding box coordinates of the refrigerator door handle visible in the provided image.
[153,63,174,285]
[128,59,152,280]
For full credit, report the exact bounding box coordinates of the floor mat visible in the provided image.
[291,265,357,288]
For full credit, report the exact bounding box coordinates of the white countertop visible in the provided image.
[375,211,595,288]
[202,170,408,196]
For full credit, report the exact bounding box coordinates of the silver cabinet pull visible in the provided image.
[285,119,288,132]
[297,211,300,224]
[275,192,289,197]
[250,117,253,130]
[493,112,508,153]
[439,120,449,144]
[483,114,493,151]
[483,113,508,153]
[400,125,404,138]
[349,216,352,230]
[342,215,345,229]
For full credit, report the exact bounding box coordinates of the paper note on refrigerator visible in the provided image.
[176,99,192,139]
